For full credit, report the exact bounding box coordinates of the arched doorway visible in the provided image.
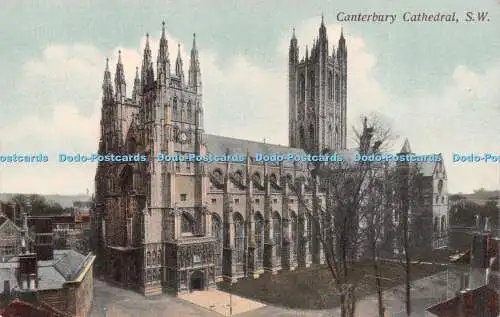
[190,270,204,291]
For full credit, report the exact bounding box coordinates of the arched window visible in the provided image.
[152,250,157,265]
[328,71,333,99]
[309,71,315,101]
[173,97,178,120]
[212,214,223,277]
[434,217,439,233]
[252,172,262,188]
[441,216,446,233]
[438,179,443,194]
[299,127,305,147]
[187,101,193,121]
[146,251,151,266]
[309,124,315,143]
[234,213,244,269]
[273,212,282,258]
[299,73,305,101]
[306,214,312,244]
[182,214,193,234]
[255,212,264,269]
[291,212,298,260]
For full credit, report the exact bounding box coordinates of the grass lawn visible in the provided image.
[217,261,444,309]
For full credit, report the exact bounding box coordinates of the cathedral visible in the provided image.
[91,18,447,296]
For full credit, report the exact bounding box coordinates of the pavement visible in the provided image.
[91,270,462,317]
[179,289,265,316]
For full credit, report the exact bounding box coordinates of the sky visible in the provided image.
[0,0,499,195]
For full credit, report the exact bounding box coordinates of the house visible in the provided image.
[426,217,499,316]
[0,206,95,317]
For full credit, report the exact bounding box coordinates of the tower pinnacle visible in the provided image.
[175,43,184,80]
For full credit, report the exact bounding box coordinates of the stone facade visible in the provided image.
[91,19,448,296]
[91,19,345,296]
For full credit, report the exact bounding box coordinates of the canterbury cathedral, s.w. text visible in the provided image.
[91,19,448,296]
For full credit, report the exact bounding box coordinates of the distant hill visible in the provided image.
[0,193,92,208]
[451,189,500,205]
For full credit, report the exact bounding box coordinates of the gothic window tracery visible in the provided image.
[291,212,298,258]
[212,214,222,277]
[270,174,278,186]
[187,101,193,121]
[309,124,315,143]
[146,251,151,266]
[173,97,178,120]
[210,169,224,189]
[328,71,333,100]
[299,73,305,101]
[306,214,312,245]
[255,212,264,268]
[309,71,315,101]
[152,250,157,265]
[252,172,263,189]
[233,170,243,185]
[182,213,194,234]
[234,213,244,268]
[299,127,305,147]
[273,211,282,259]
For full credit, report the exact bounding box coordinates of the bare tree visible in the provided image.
[290,114,393,317]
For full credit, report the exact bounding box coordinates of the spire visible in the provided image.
[102,58,114,102]
[114,50,126,99]
[157,21,170,84]
[400,138,412,154]
[132,66,141,102]
[337,27,346,58]
[188,33,201,91]
[142,33,154,90]
[175,43,184,80]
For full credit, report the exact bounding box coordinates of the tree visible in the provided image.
[290,113,394,317]
[9,194,65,215]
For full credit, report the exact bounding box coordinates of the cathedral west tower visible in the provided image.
[288,17,347,153]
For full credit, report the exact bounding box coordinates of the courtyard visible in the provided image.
[217,261,445,309]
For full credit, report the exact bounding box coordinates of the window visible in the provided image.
[309,124,315,143]
[234,199,240,204]
[299,127,305,147]
[211,198,216,204]
[212,215,223,277]
[180,194,187,201]
[187,101,193,121]
[182,214,193,233]
[273,212,282,258]
[291,213,298,259]
[255,198,260,204]
[255,213,264,269]
[234,213,244,268]
[273,198,278,204]
[299,74,305,101]
[309,71,315,101]
[328,71,333,99]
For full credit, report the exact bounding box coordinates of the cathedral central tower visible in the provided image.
[288,17,347,153]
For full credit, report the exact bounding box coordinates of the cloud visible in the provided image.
[0,17,498,195]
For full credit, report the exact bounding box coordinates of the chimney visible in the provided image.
[469,230,489,289]
[3,280,10,295]
[32,217,54,261]
[18,253,37,291]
